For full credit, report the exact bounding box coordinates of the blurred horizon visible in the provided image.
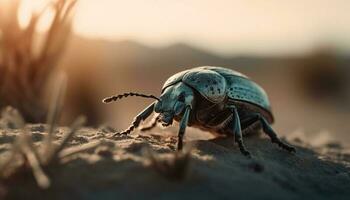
[66,34,350,59]
[73,0,350,57]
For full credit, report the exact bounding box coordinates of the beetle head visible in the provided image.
[154,82,194,126]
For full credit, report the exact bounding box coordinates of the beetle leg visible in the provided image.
[231,106,251,157]
[140,115,160,132]
[114,102,156,136]
[260,116,296,153]
[177,106,191,150]
[241,113,296,153]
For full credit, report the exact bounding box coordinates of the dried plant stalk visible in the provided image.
[0,0,77,122]
[59,140,101,159]
[43,73,67,154]
[144,146,193,180]
[44,116,86,164]
[18,134,51,189]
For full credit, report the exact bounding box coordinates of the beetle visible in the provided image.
[103,66,295,157]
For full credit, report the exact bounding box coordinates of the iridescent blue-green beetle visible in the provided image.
[103,66,295,157]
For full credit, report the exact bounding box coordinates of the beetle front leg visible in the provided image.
[231,106,251,157]
[114,102,156,136]
[177,106,191,150]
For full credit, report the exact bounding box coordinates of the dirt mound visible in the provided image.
[0,126,349,200]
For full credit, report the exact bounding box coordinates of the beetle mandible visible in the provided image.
[103,66,296,157]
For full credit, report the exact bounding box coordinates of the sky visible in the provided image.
[15,0,350,56]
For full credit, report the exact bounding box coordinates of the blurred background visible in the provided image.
[1,0,350,144]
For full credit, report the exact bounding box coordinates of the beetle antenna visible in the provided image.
[102,92,160,103]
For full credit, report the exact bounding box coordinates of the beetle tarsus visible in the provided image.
[258,114,296,153]
[113,129,131,136]
[240,113,296,154]
[236,139,251,158]
[272,138,296,153]
[177,136,183,150]
[231,106,251,157]
[113,103,156,136]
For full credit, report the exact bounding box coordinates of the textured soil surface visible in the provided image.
[0,124,350,200]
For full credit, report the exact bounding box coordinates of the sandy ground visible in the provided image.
[0,123,349,200]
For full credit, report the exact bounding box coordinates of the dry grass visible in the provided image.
[0,75,101,189]
[0,0,76,122]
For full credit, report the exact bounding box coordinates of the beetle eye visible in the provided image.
[178,93,185,102]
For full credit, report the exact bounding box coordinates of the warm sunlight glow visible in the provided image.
[18,0,54,31]
[5,0,350,56]
[72,0,350,56]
